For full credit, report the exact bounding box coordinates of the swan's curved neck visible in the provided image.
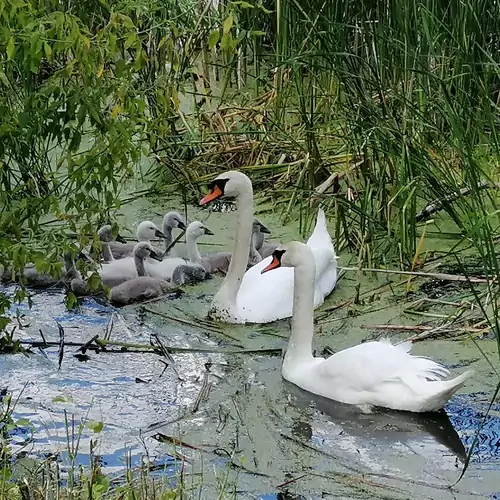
[102,243,114,262]
[284,260,315,368]
[254,229,265,251]
[186,233,202,264]
[64,255,82,280]
[217,189,253,304]
[163,226,173,251]
[134,255,146,276]
[248,233,261,265]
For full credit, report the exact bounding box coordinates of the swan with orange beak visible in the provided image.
[199,170,338,324]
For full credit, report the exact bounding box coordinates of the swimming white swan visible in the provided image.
[199,171,338,323]
[108,221,165,259]
[261,241,474,412]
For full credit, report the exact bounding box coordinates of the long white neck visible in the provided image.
[134,255,146,276]
[216,189,253,304]
[186,232,202,264]
[283,259,316,369]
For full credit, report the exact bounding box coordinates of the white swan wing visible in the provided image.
[99,257,136,277]
[307,208,333,251]
[307,208,338,301]
[145,257,186,279]
[237,258,295,323]
[314,340,459,410]
[236,246,335,323]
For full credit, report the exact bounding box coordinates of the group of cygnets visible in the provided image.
[2,210,278,307]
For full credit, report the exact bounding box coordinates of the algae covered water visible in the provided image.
[1,195,499,499]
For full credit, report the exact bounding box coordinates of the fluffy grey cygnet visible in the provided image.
[253,218,278,259]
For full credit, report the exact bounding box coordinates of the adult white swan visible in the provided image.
[199,171,337,323]
[262,241,474,412]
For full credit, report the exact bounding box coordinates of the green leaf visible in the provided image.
[158,36,167,50]
[249,30,266,37]
[65,292,77,309]
[87,420,104,433]
[6,37,15,60]
[52,395,70,403]
[15,418,32,427]
[18,112,30,128]
[124,32,137,50]
[44,42,52,60]
[223,14,234,34]
[220,33,233,52]
[120,15,135,29]
[0,71,9,87]
[208,30,220,50]
[232,0,254,7]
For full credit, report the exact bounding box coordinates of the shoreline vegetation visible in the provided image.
[2,0,500,496]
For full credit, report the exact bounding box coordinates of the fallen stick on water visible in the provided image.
[19,339,281,355]
[142,307,243,345]
[340,266,490,283]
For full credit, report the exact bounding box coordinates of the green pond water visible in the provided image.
[1,185,500,500]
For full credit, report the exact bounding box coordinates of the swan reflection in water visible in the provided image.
[283,380,466,461]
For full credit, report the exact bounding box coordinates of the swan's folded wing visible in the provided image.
[145,257,186,279]
[318,341,450,392]
[237,256,295,323]
[237,247,336,323]
[311,246,337,306]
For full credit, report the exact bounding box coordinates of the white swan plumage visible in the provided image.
[261,241,474,412]
[199,171,337,324]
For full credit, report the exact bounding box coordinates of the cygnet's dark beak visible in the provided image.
[204,227,214,235]
[258,221,271,234]
[116,233,127,243]
[149,250,163,262]
[155,229,166,239]
[177,220,187,231]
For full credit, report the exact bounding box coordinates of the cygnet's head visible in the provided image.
[252,218,270,235]
[163,211,186,230]
[261,241,312,273]
[133,241,163,261]
[98,225,126,243]
[136,221,165,241]
[186,220,214,239]
[199,171,252,205]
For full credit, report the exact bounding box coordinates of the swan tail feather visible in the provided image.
[307,208,334,251]
[419,369,475,412]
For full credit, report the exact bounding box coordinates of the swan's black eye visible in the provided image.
[207,178,229,194]
[273,249,286,262]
